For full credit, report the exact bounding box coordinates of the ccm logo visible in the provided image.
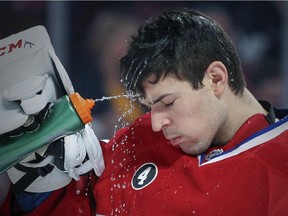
[0,39,35,57]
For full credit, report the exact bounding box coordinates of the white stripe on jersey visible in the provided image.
[199,115,288,167]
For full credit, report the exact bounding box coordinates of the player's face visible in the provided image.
[140,74,227,156]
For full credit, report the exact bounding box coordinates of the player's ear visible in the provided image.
[204,61,228,97]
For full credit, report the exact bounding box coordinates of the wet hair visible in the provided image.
[120,8,245,97]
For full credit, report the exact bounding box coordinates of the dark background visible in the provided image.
[1,1,288,138]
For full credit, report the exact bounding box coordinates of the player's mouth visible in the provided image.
[167,136,182,146]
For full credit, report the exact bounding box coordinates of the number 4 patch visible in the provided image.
[131,163,158,190]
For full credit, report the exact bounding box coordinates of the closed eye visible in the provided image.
[163,100,174,107]
[161,95,175,108]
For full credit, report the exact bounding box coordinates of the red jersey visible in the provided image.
[94,112,288,216]
[1,108,287,216]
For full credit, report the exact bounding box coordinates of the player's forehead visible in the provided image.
[140,74,189,104]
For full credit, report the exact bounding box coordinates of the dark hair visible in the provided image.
[120,9,245,97]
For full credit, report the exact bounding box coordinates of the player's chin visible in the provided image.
[179,143,207,156]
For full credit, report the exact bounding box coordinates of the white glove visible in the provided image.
[64,124,105,180]
[4,74,57,115]
[7,124,105,193]
[0,25,74,136]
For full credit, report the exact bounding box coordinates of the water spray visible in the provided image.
[93,94,140,102]
[0,92,139,174]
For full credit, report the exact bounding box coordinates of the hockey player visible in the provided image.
[1,8,288,216]
[93,9,288,215]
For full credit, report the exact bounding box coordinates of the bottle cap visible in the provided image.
[69,92,95,124]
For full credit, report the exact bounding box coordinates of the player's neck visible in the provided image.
[215,88,268,145]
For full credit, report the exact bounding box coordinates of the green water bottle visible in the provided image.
[0,93,95,174]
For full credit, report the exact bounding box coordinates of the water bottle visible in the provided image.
[0,93,95,174]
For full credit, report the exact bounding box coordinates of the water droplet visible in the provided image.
[94,94,139,102]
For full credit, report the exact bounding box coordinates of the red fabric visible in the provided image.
[1,173,97,216]
[95,113,288,215]
[1,113,287,216]
[0,186,13,216]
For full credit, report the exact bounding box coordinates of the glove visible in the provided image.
[0,25,74,136]
[3,74,57,137]
[7,124,105,193]
[63,124,105,180]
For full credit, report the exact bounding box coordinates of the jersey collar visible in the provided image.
[200,100,274,165]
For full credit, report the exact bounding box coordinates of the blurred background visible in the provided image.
[1,1,288,139]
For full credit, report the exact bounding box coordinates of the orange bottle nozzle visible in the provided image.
[69,92,95,124]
